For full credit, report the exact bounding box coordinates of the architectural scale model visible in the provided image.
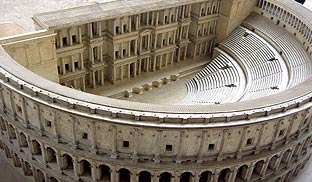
[0,0,312,181]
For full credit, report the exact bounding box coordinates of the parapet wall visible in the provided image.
[0,0,312,182]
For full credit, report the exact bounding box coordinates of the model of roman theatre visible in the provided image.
[0,0,312,181]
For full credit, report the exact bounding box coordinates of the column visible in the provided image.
[89,23,93,39]
[110,167,116,182]
[91,163,97,182]
[128,41,131,57]
[154,130,162,163]
[78,26,82,44]
[127,64,131,79]
[153,56,157,72]
[92,71,96,88]
[156,11,159,26]
[71,55,75,72]
[71,116,77,149]
[90,47,95,64]
[159,54,163,69]
[217,129,228,161]
[113,67,117,84]
[98,22,102,36]
[101,70,104,86]
[110,126,118,158]
[133,63,137,78]
[120,66,124,80]
[69,28,73,46]
[81,77,86,91]
[73,157,80,178]
[245,163,255,181]
[100,45,103,62]
[128,16,132,32]
[58,31,63,48]
[138,59,142,75]
[61,57,66,75]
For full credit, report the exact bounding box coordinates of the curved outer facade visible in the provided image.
[1,0,312,182]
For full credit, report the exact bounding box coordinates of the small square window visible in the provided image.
[82,132,88,139]
[46,120,51,127]
[166,144,173,151]
[246,138,253,146]
[208,144,215,151]
[279,129,285,137]
[123,141,129,148]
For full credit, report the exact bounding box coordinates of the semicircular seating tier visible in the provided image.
[180,51,245,105]
[242,13,312,89]
[182,15,312,105]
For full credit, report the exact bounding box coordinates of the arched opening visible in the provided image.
[13,153,21,167]
[119,168,131,182]
[24,161,33,176]
[267,155,278,174]
[139,171,151,182]
[199,171,212,182]
[0,117,6,131]
[46,147,57,163]
[50,177,58,182]
[236,165,248,181]
[282,150,291,163]
[32,140,42,155]
[99,165,111,181]
[8,125,16,139]
[20,132,28,147]
[36,169,45,182]
[218,168,230,182]
[180,172,192,182]
[159,172,172,182]
[80,160,92,177]
[253,160,264,176]
[61,154,73,171]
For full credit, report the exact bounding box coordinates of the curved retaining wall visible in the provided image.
[0,0,312,182]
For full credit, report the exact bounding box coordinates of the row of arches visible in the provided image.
[0,140,60,182]
[0,115,312,182]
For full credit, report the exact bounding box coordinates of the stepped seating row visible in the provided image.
[221,26,285,100]
[181,53,242,104]
[243,13,312,88]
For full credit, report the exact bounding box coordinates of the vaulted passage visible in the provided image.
[50,177,58,182]
[139,171,151,182]
[236,165,248,181]
[80,160,92,177]
[46,147,57,163]
[119,168,131,182]
[159,172,172,182]
[180,172,192,182]
[199,171,212,182]
[36,169,45,182]
[19,132,28,147]
[61,154,73,171]
[218,168,230,182]
[99,164,111,181]
[23,161,33,176]
[32,140,42,155]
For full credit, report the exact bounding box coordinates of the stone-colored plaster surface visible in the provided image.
[0,22,25,38]
[0,0,312,182]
